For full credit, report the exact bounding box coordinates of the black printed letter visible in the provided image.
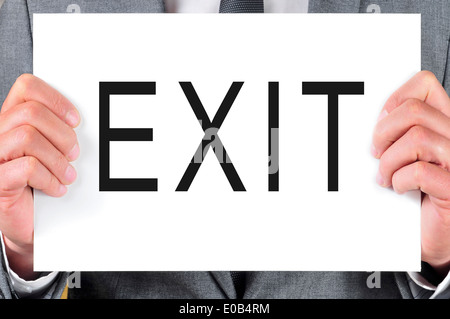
[269,82,279,191]
[302,82,364,192]
[99,82,157,191]
[176,82,246,191]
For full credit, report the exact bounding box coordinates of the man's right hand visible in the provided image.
[0,74,80,280]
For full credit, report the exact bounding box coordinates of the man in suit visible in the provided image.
[0,0,449,299]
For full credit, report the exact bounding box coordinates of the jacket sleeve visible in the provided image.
[1,243,69,299]
[0,247,14,299]
[0,0,33,107]
[0,0,68,299]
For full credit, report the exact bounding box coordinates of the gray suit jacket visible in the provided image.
[0,0,449,299]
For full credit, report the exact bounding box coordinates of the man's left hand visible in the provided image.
[372,70,450,278]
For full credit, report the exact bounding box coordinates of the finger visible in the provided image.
[1,74,80,128]
[381,71,450,117]
[372,99,450,158]
[392,161,450,200]
[0,156,67,198]
[378,126,450,187]
[0,126,77,185]
[0,101,79,161]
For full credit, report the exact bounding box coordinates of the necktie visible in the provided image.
[219,0,264,13]
[230,271,246,298]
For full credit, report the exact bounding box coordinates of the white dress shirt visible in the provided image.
[1,0,449,299]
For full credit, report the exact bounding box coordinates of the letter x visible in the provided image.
[176,82,246,191]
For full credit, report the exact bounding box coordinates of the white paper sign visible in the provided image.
[33,14,421,271]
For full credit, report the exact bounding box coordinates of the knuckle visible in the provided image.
[20,101,42,122]
[408,125,428,144]
[16,125,38,146]
[23,156,39,176]
[419,70,437,85]
[15,73,35,94]
[16,73,34,85]
[404,99,424,119]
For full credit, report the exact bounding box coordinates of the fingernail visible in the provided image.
[58,184,67,196]
[65,110,80,127]
[68,143,80,161]
[371,144,378,158]
[64,165,77,184]
[376,171,385,186]
[377,110,389,122]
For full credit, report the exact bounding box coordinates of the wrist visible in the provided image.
[2,234,37,281]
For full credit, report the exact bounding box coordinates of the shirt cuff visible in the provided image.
[0,231,58,298]
[407,269,450,299]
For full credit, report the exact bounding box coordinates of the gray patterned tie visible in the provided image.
[219,0,264,13]
[219,0,264,299]
[230,271,246,298]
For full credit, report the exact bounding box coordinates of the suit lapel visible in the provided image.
[210,271,237,299]
[211,272,274,299]
[308,0,362,13]
[242,272,271,299]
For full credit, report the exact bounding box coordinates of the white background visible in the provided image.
[33,14,421,271]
